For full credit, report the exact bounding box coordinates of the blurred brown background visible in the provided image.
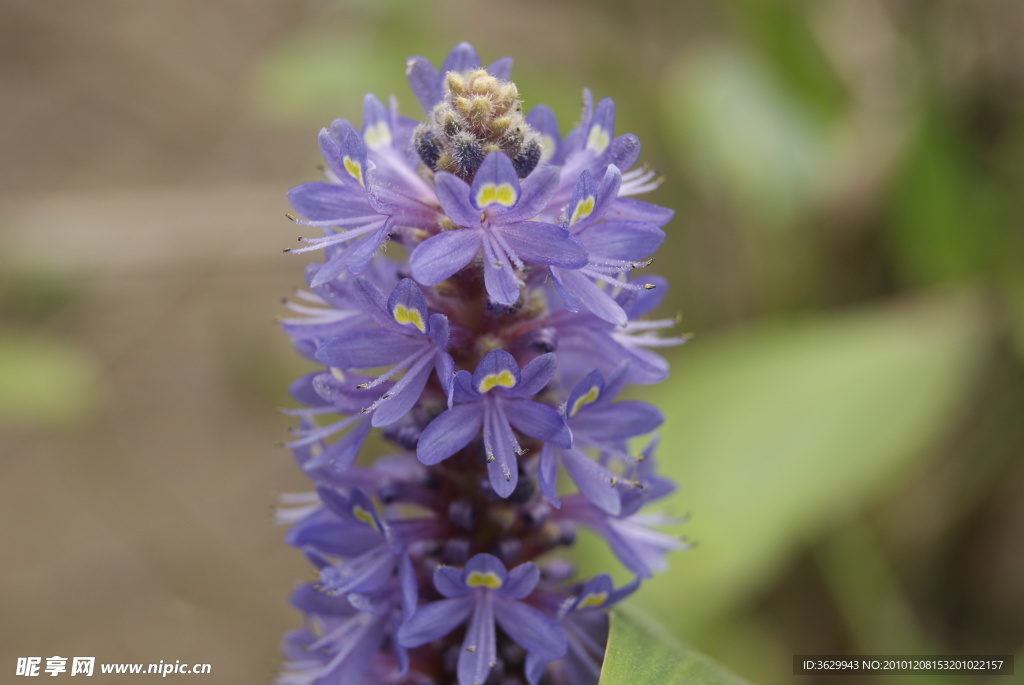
[1,1,1022,683]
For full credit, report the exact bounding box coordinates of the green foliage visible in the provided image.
[600,609,751,685]
[887,101,988,285]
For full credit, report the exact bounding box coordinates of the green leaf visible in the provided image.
[600,609,752,685]
[575,290,985,631]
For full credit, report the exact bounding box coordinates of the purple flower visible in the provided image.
[555,492,688,579]
[278,584,396,685]
[551,166,668,326]
[398,553,567,685]
[543,275,688,385]
[314,278,454,427]
[286,120,440,285]
[416,349,571,497]
[525,574,639,685]
[410,151,587,305]
[538,365,663,514]
[529,91,664,223]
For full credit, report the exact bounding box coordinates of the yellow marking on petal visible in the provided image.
[586,125,610,155]
[475,183,517,208]
[478,370,516,393]
[363,121,392,150]
[570,385,601,417]
[538,134,556,164]
[569,195,596,227]
[466,571,503,589]
[343,156,364,187]
[392,304,426,333]
[577,591,608,609]
[352,505,380,531]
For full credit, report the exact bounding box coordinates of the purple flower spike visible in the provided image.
[278,43,688,685]
[398,554,567,685]
[411,152,586,305]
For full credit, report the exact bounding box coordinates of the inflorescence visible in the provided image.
[276,43,688,685]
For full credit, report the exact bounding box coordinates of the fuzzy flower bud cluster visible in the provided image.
[276,43,688,685]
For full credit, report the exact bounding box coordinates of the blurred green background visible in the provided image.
[1,1,1021,683]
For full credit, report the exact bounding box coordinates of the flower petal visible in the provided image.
[484,403,520,498]
[505,399,572,448]
[481,233,522,305]
[397,596,473,647]
[441,42,482,77]
[315,330,425,369]
[370,356,434,427]
[463,553,509,587]
[537,444,561,509]
[494,598,567,661]
[511,352,557,398]
[610,197,675,226]
[321,120,369,188]
[286,181,373,223]
[406,55,441,114]
[499,165,560,224]
[500,562,540,600]
[553,268,628,326]
[410,228,482,285]
[572,400,664,441]
[472,349,521,395]
[433,171,480,227]
[606,132,641,171]
[581,220,665,261]
[471,152,521,210]
[434,565,470,598]
[526,104,561,165]
[387,278,430,334]
[486,56,513,80]
[562,446,621,515]
[499,221,587,269]
[416,403,483,465]
[459,595,498,685]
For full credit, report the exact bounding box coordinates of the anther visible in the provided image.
[644,283,657,290]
